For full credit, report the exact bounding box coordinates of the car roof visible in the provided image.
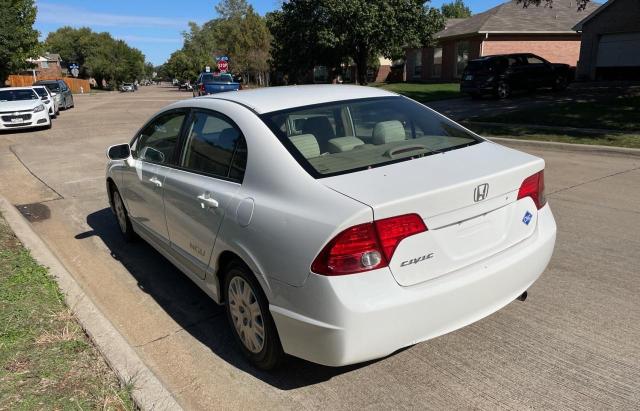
[195,84,396,114]
[0,87,39,91]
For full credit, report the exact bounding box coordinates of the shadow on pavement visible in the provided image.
[77,207,373,389]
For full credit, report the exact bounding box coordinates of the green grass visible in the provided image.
[0,215,135,410]
[464,122,640,149]
[472,94,640,132]
[373,82,461,103]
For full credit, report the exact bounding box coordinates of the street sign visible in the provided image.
[216,56,229,73]
[69,63,80,78]
[205,66,211,73]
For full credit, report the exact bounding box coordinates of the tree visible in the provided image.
[44,27,99,78]
[517,0,590,10]
[268,0,445,85]
[45,27,146,88]
[441,0,472,18]
[0,0,40,84]
[166,0,272,85]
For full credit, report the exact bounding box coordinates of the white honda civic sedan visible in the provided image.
[105,85,556,369]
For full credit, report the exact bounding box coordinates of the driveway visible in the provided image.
[0,86,639,409]
[428,83,640,122]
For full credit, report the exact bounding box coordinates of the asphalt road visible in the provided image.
[1,86,638,410]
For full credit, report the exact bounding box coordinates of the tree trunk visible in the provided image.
[354,45,369,85]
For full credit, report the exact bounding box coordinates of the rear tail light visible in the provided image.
[311,214,427,276]
[199,83,205,92]
[518,170,546,209]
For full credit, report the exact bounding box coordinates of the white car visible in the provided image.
[32,85,59,118]
[0,87,51,131]
[105,85,556,369]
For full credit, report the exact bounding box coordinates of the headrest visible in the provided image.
[372,120,406,145]
[289,134,320,159]
[327,136,365,153]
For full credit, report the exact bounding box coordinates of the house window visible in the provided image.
[455,41,470,78]
[432,47,443,78]
[41,61,49,69]
[313,66,328,83]
[413,50,422,78]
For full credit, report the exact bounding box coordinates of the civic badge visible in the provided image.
[522,211,533,225]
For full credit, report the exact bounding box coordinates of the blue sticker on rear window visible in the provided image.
[522,211,533,225]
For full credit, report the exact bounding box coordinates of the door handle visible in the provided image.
[197,194,219,209]
[149,176,162,188]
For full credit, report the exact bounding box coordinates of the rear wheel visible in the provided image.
[111,187,135,242]
[224,262,283,370]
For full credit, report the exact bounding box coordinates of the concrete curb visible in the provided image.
[0,195,182,411]
[488,137,640,156]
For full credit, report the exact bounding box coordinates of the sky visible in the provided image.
[34,0,504,66]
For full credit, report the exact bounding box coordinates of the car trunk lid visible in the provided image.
[322,141,544,286]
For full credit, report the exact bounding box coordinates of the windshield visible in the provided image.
[261,97,481,178]
[0,89,39,102]
[33,87,48,97]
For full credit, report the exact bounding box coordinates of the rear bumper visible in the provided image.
[270,204,556,366]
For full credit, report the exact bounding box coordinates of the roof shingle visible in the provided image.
[436,0,601,39]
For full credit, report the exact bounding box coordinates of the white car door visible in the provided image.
[162,109,247,279]
[121,109,188,244]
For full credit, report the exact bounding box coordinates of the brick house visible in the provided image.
[405,0,600,82]
[573,0,640,80]
[27,53,65,78]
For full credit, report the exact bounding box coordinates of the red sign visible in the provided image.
[217,60,228,73]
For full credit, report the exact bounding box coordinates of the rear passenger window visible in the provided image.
[180,111,247,182]
[135,112,186,164]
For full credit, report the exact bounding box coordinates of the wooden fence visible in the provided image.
[6,75,92,94]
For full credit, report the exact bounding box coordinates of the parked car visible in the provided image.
[105,85,556,370]
[193,73,240,97]
[178,81,193,92]
[0,87,51,130]
[461,53,572,99]
[120,83,135,92]
[33,79,74,109]
[32,85,59,118]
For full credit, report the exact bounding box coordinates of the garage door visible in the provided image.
[596,32,640,67]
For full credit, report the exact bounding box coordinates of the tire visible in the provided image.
[496,81,510,99]
[111,187,136,242]
[223,262,284,370]
[553,75,568,91]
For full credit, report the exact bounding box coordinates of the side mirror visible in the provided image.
[51,92,57,97]
[107,144,131,160]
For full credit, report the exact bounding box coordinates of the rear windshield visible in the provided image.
[0,89,39,102]
[202,74,233,83]
[33,87,48,97]
[260,97,481,178]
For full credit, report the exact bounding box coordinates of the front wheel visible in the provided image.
[553,75,568,91]
[224,262,284,370]
[496,81,510,99]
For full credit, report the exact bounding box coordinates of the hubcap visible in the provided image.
[228,276,265,353]
[113,192,127,233]
[498,84,508,98]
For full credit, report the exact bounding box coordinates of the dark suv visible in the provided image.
[460,53,572,99]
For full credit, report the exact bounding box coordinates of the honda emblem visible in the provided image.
[474,183,489,202]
